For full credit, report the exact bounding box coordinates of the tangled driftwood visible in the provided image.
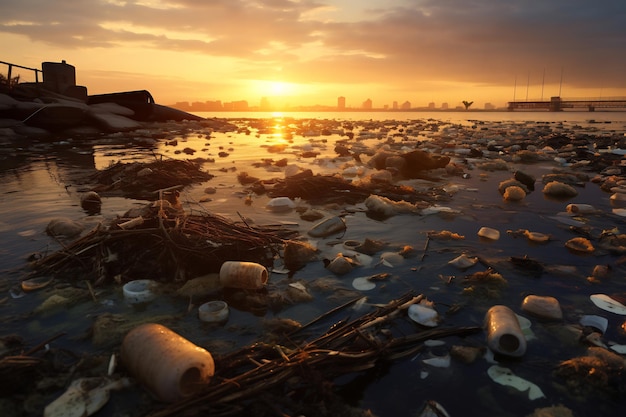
[23,206,298,286]
[90,159,214,200]
[147,291,480,417]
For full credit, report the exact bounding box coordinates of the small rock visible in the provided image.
[46,218,84,238]
[542,181,578,198]
[521,295,563,320]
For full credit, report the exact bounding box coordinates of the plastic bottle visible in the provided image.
[120,323,215,402]
[484,305,527,357]
[219,261,268,289]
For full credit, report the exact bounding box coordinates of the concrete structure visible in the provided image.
[508,96,626,111]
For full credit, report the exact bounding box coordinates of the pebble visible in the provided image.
[521,295,563,320]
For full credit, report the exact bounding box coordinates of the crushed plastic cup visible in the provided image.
[198,301,229,324]
[122,279,158,304]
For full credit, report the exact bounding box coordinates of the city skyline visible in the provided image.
[2,1,625,108]
[170,95,482,112]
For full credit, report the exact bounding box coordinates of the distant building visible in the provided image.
[205,100,223,111]
[428,102,436,109]
[338,96,346,110]
[362,98,372,109]
[223,100,249,111]
[392,101,398,110]
[441,102,449,110]
[175,101,190,110]
[484,102,495,110]
[260,97,271,111]
[401,101,411,110]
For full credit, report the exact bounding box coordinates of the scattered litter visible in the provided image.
[307,216,346,237]
[487,365,545,400]
[448,253,478,270]
[565,237,595,254]
[477,227,500,241]
[590,294,626,315]
[266,197,296,212]
[416,400,450,417]
[44,377,131,417]
[408,301,439,327]
[422,354,451,368]
[579,315,608,334]
[352,277,376,291]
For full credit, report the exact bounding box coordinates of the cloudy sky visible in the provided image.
[2,0,625,109]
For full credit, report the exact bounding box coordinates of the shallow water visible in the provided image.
[1,112,626,416]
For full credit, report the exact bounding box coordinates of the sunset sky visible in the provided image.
[1,0,625,109]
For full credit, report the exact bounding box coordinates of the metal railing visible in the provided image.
[0,60,42,86]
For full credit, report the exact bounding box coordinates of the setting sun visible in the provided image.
[270,81,290,96]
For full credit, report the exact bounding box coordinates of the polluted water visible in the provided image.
[1,112,626,417]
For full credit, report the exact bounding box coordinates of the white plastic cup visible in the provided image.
[484,305,527,357]
[122,279,158,304]
[121,323,215,402]
[198,301,229,324]
[219,261,268,289]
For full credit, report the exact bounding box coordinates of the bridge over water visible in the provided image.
[508,96,626,111]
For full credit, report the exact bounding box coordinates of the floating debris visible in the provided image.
[484,305,527,357]
[198,301,229,324]
[579,315,609,334]
[556,347,626,400]
[219,261,268,290]
[307,216,346,238]
[352,276,376,291]
[448,253,479,270]
[122,279,159,304]
[21,275,54,292]
[380,251,405,267]
[566,203,596,214]
[325,253,357,275]
[477,226,500,241]
[408,300,439,327]
[523,230,551,243]
[422,353,451,368]
[590,294,626,315]
[266,197,296,212]
[542,181,578,198]
[365,194,419,218]
[487,365,545,400]
[283,240,318,271]
[521,295,563,320]
[503,185,526,201]
[416,400,451,417]
[427,230,465,240]
[44,377,131,417]
[565,237,595,254]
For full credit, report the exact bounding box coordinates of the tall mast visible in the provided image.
[541,68,546,101]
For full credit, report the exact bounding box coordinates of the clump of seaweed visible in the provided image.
[462,268,507,299]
